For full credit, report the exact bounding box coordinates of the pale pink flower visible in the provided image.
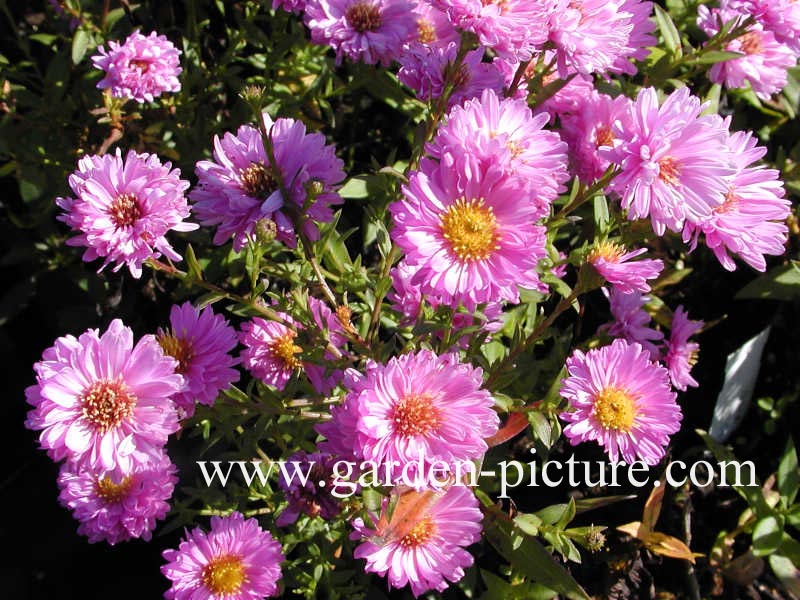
[588,241,664,294]
[664,306,702,391]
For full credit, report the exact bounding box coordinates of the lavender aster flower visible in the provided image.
[192,113,345,251]
[304,0,418,66]
[92,31,181,103]
[664,306,702,391]
[56,149,196,278]
[276,451,342,526]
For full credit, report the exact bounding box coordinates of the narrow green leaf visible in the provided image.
[778,438,799,507]
[654,5,682,58]
[752,515,784,557]
[71,28,90,65]
[736,263,800,300]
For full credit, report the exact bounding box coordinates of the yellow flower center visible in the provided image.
[108,193,141,228]
[202,554,247,595]
[392,394,440,437]
[594,387,638,432]
[157,333,194,374]
[440,198,500,262]
[588,240,624,264]
[271,332,303,370]
[95,475,134,503]
[658,157,681,185]
[81,379,136,433]
[417,19,437,43]
[398,516,436,547]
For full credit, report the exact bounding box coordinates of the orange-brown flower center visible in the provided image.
[398,516,436,547]
[81,379,137,433]
[392,394,440,437]
[714,188,739,214]
[658,157,681,185]
[129,59,151,72]
[240,162,278,199]
[346,1,382,32]
[95,475,134,503]
[417,19,437,44]
[157,332,194,374]
[202,554,247,595]
[738,32,762,55]
[595,124,615,148]
[108,193,142,228]
[440,197,500,262]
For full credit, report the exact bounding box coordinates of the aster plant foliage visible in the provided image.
[7,0,800,599]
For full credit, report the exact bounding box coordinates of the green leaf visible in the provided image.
[752,515,784,556]
[736,263,800,300]
[690,50,744,65]
[71,28,90,65]
[654,5,682,58]
[592,194,610,233]
[339,176,370,199]
[479,491,590,600]
[778,438,799,507]
[185,244,203,281]
[479,570,557,600]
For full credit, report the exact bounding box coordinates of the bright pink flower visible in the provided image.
[323,350,498,480]
[398,43,505,107]
[239,314,302,391]
[723,0,800,52]
[588,242,664,294]
[57,449,177,545]
[606,86,736,235]
[433,0,549,60]
[428,89,569,213]
[91,31,181,103]
[412,0,460,47]
[273,0,307,13]
[560,338,682,465]
[161,512,284,600]
[56,149,195,278]
[25,319,182,471]
[352,485,483,597]
[601,288,663,359]
[391,153,549,309]
[664,306,702,391]
[683,126,790,271]
[156,302,239,419]
[304,0,417,65]
[698,6,796,100]
[192,114,345,251]
[613,0,656,74]
[275,451,342,526]
[547,0,636,76]
[559,91,633,183]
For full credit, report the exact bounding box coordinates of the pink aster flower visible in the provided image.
[273,0,307,13]
[560,91,633,183]
[239,314,302,391]
[606,86,737,235]
[560,338,682,465]
[156,302,239,419]
[433,0,549,60]
[327,350,498,481]
[91,31,181,103]
[304,0,418,66]
[723,0,800,52]
[398,43,506,107]
[412,0,460,47]
[25,319,182,471]
[391,153,549,310]
[683,126,790,271]
[428,89,569,213]
[698,6,796,100]
[57,449,177,545]
[55,149,196,279]
[352,484,482,597]
[547,0,636,76]
[613,0,656,74]
[191,113,345,251]
[276,451,342,526]
[161,512,284,600]
[588,241,664,294]
[664,306,702,392]
[600,287,664,359]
